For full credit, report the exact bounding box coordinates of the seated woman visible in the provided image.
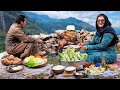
[80,13,119,64]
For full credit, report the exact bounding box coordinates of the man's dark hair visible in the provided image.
[15,15,26,24]
[96,13,111,30]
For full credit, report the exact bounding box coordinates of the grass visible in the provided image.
[47,54,60,65]
[0,36,5,52]
[0,30,6,52]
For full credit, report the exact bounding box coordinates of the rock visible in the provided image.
[0,60,53,79]
[54,74,76,79]
[0,52,8,59]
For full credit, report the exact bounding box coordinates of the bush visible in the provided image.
[0,36,5,52]
[0,31,6,52]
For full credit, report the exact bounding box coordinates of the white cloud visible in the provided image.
[27,11,120,28]
[107,11,116,14]
[28,11,98,19]
[112,21,120,27]
[27,11,100,27]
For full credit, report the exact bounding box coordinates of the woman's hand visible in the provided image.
[80,43,85,46]
[80,45,86,51]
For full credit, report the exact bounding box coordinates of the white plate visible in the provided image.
[64,45,79,49]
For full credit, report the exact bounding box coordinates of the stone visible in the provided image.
[0,60,53,79]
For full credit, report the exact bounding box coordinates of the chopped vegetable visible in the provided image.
[27,58,46,67]
[59,48,88,61]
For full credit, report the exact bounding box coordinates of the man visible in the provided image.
[5,15,46,59]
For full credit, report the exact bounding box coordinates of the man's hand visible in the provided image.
[59,39,67,47]
[28,35,35,42]
[37,38,43,44]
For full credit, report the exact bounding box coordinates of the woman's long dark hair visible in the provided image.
[96,13,111,30]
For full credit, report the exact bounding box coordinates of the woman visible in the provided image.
[80,13,119,64]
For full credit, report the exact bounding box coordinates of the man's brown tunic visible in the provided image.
[5,23,39,59]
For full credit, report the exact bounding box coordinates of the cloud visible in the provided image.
[28,11,98,19]
[27,11,99,27]
[27,11,120,28]
[112,21,120,27]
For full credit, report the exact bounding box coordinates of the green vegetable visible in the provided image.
[59,53,66,61]
[80,53,88,59]
[59,48,88,61]
[27,58,45,67]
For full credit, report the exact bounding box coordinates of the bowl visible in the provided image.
[59,60,85,67]
[74,71,86,79]
[65,66,76,74]
[52,65,65,75]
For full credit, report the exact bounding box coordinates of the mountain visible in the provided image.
[0,11,45,35]
[24,12,96,33]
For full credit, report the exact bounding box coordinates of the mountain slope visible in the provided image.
[24,12,96,33]
[0,11,45,35]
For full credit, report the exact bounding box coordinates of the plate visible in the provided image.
[6,65,24,73]
[64,45,79,49]
[74,71,86,79]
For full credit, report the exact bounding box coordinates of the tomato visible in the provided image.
[84,61,91,68]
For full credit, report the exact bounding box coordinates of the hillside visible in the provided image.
[24,12,96,33]
[0,11,45,35]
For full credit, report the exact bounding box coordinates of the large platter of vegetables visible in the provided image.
[58,48,88,66]
[59,48,88,62]
[23,55,48,68]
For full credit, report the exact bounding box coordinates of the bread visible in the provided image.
[108,64,119,71]
[1,55,22,66]
[7,55,14,60]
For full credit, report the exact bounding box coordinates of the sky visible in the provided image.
[27,11,120,28]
